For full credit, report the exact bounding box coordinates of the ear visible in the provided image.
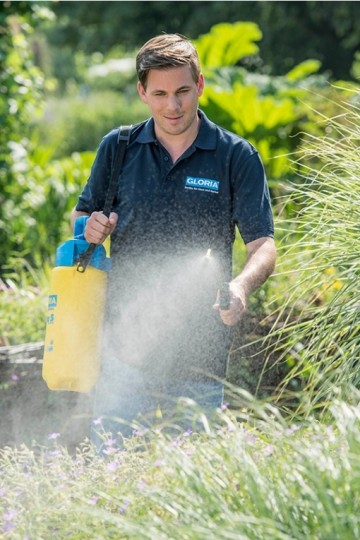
[197,73,205,97]
[137,81,148,104]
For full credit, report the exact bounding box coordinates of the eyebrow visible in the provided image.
[150,85,192,94]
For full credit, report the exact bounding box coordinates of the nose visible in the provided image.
[167,93,181,110]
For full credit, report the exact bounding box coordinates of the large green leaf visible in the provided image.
[195,22,262,69]
[286,59,321,82]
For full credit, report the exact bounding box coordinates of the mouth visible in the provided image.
[164,114,183,121]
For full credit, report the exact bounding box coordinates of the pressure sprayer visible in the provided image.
[42,125,131,393]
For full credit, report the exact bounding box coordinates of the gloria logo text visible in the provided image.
[185,176,220,193]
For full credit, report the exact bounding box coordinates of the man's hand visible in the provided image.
[213,237,276,327]
[213,282,247,326]
[84,211,118,244]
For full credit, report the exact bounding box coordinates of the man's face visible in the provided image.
[137,66,204,139]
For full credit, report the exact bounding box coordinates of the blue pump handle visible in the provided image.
[55,217,110,271]
[74,215,89,240]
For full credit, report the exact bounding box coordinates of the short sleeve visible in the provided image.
[232,151,274,244]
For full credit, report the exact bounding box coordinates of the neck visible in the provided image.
[156,114,200,163]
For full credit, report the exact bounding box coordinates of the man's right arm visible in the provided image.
[70,207,118,244]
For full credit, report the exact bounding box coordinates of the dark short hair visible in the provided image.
[136,34,201,88]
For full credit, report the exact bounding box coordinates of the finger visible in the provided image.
[84,227,106,244]
[219,311,238,326]
[109,212,119,226]
[92,212,113,233]
[92,211,109,225]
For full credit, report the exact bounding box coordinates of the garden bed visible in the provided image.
[0,313,284,450]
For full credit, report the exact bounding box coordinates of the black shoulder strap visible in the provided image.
[102,125,132,217]
[76,124,132,273]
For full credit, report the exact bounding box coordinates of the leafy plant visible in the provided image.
[1,146,96,271]
[196,21,262,69]
[0,4,48,271]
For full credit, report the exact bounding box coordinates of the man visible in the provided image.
[71,34,276,443]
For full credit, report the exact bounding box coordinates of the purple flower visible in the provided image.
[119,500,130,514]
[106,461,120,472]
[3,509,18,532]
[48,432,61,440]
[49,450,62,457]
[104,438,116,446]
[137,478,147,491]
[170,439,181,447]
[93,417,103,426]
[3,521,16,533]
[284,424,300,436]
[103,447,117,456]
[10,374,19,381]
[244,432,257,444]
[133,428,147,437]
[4,509,18,521]
[263,444,274,457]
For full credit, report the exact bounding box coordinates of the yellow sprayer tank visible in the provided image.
[42,217,110,393]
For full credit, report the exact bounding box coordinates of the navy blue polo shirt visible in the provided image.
[76,110,274,381]
[76,109,274,280]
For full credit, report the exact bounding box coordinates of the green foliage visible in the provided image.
[0,146,95,271]
[36,91,148,158]
[1,399,360,538]
[0,4,50,272]
[196,22,333,186]
[351,51,360,80]
[196,21,262,69]
[267,101,360,413]
[46,1,360,81]
[285,59,322,82]
[0,257,48,344]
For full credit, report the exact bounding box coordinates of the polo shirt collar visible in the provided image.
[195,110,217,150]
[136,109,217,150]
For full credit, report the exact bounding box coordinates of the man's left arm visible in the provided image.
[219,236,277,327]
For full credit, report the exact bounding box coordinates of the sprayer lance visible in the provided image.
[219,282,231,310]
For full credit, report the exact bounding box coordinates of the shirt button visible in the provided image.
[164,156,169,161]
